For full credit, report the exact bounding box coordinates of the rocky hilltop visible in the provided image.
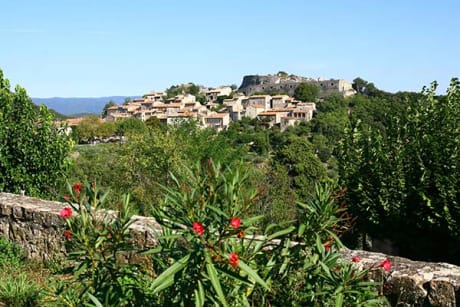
[238,72,356,97]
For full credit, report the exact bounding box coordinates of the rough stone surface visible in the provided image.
[341,248,460,306]
[2,192,460,306]
[0,192,161,261]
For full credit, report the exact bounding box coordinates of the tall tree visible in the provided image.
[294,82,320,102]
[274,135,327,200]
[338,78,460,263]
[0,68,72,197]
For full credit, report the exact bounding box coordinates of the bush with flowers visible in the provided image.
[52,182,156,306]
[147,161,388,306]
[53,161,389,305]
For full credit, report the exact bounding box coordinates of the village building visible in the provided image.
[204,112,230,131]
[205,87,232,102]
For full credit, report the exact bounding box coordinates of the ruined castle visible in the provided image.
[238,73,356,97]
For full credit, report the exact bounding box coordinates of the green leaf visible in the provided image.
[238,260,269,290]
[205,253,228,307]
[194,280,205,307]
[86,293,104,307]
[335,292,344,307]
[298,223,306,237]
[267,226,295,241]
[242,215,264,226]
[150,253,190,293]
[207,204,229,218]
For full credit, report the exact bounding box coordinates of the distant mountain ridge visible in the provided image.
[32,96,140,116]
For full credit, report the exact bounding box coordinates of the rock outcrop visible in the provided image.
[341,249,460,306]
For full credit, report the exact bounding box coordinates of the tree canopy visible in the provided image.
[0,68,72,197]
[339,78,460,263]
[294,82,320,102]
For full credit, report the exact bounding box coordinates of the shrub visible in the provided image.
[0,237,25,267]
[54,182,155,306]
[148,160,386,306]
[338,79,460,263]
[52,163,387,305]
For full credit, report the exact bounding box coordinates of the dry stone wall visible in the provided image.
[0,192,160,260]
[1,192,459,305]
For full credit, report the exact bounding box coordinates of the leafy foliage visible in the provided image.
[294,82,320,102]
[0,238,25,268]
[339,78,460,263]
[56,182,155,305]
[0,68,72,197]
[147,161,385,306]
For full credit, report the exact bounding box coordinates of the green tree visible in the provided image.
[0,68,72,197]
[74,115,103,143]
[294,82,320,102]
[339,78,460,263]
[101,100,117,117]
[274,135,327,200]
[114,117,146,136]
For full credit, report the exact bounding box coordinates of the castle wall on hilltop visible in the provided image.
[238,75,355,97]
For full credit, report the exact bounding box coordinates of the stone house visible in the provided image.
[144,92,165,102]
[245,104,266,119]
[243,95,271,110]
[204,112,230,131]
[205,87,232,102]
[271,95,290,109]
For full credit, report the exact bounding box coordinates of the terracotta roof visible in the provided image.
[165,103,182,108]
[66,118,85,126]
[206,113,229,118]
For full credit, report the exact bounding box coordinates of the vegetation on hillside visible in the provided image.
[2,66,460,304]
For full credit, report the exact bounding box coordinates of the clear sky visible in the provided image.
[1,0,459,97]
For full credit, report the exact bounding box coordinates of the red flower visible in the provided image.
[192,222,204,236]
[60,207,72,219]
[228,252,239,267]
[237,230,245,239]
[324,241,331,252]
[73,183,82,193]
[380,259,392,271]
[230,217,241,229]
[352,256,361,263]
[64,229,71,239]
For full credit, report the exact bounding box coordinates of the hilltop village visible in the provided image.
[71,73,355,131]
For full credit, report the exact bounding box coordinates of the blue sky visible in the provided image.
[1,0,459,97]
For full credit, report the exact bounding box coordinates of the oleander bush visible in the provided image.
[51,161,388,306]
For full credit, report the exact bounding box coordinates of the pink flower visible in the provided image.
[228,252,239,267]
[73,183,82,193]
[60,207,72,219]
[64,229,71,239]
[192,222,205,236]
[230,217,241,229]
[380,259,392,271]
[352,256,361,263]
